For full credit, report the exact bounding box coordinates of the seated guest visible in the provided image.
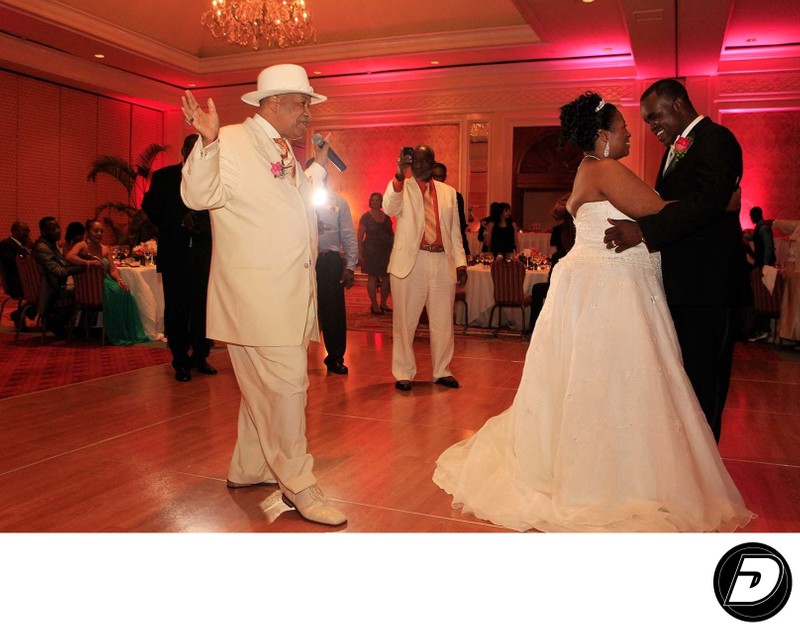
[528,196,575,334]
[61,221,86,258]
[32,216,85,336]
[485,201,519,256]
[477,216,490,252]
[0,221,36,329]
[66,219,149,346]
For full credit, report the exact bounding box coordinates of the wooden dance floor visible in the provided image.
[0,332,798,533]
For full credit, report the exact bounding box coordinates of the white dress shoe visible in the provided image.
[282,484,347,526]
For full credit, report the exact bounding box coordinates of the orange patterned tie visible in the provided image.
[423,182,437,244]
[274,137,296,179]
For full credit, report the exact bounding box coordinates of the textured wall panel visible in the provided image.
[59,89,98,229]
[17,77,60,227]
[723,110,800,225]
[0,72,19,233]
[131,106,166,207]
[94,99,132,238]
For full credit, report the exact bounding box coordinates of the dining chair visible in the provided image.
[14,254,46,342]
[70,263,106,344]
[488,257,531,339]
[0,262,18,324]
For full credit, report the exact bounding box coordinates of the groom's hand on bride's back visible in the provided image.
[604,219,644,253]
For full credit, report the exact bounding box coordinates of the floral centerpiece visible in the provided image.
[518,247,550,269]
[132,239,158,265]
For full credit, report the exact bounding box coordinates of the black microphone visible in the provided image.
[312,133,347,172]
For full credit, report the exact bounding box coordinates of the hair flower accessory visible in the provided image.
[672,136,693,160]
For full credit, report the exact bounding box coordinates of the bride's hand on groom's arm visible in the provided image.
[604,219,644,253]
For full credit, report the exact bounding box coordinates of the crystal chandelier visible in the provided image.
[202,0,316,50]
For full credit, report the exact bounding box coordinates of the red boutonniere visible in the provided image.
[672,136,693,160]
[270,160,293,179]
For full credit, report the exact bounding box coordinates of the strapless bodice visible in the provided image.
[566,200,656,270]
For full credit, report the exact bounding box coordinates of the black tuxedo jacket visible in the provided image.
[142,163,211,275]
[638,117,750,307]
[456,191,469,255]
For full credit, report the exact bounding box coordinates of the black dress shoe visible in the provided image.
[195,361,217,375]
[434,376,460,389]
[175,367,192,382]
[395,380,412,391]
[326,361,349,375]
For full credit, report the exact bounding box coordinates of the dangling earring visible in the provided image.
[603,140,610,158]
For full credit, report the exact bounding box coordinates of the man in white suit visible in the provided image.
[179,64,346,526]
[383,145,468,391]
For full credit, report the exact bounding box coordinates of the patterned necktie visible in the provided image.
[423,182,437,244]
[274,137,296,179]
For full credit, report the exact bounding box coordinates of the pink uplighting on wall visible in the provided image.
[722,110,800,228]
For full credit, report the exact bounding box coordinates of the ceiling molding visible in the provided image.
[198,25,540,74]
[0,32,181,109]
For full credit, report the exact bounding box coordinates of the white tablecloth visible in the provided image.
[459,265,549,330]
[466,231,555,257]
[118,265,164,341]
[780,262,800,341]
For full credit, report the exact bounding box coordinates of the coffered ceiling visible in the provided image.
[1,0,799,107]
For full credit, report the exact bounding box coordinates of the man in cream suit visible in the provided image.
[180,64,346,526]
[384,145,468,391]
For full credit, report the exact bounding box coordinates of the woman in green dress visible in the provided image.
[66,219,149,345]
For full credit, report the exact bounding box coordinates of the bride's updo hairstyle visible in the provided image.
[559,91,619,152]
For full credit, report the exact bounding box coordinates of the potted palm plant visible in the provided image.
[87,143,167,246]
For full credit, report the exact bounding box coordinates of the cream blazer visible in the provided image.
[382,178,467,281]
[181,117,322,346]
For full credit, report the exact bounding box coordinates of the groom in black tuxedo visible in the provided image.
[604,79,750,443]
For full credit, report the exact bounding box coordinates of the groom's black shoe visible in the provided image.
[395,380,412,391]
[326,361,349,375]
[195,360,218,375]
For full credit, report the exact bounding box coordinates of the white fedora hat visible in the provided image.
[241,64,327,106]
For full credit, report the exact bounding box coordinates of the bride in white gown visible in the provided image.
[433,92,754,532]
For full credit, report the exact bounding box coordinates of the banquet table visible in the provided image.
[466,231,555,257]
[459,265,549,330]
[118,265,165,341]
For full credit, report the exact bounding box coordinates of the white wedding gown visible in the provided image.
[433,200,754,532]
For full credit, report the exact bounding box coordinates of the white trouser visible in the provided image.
[226,344,316,494]
[390,249,456,381]
[225,282,318,495]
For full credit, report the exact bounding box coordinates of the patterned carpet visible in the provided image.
[0,327,172,399]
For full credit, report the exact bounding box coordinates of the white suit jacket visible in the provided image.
[382,177,467,281]
[181,116,323,346]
